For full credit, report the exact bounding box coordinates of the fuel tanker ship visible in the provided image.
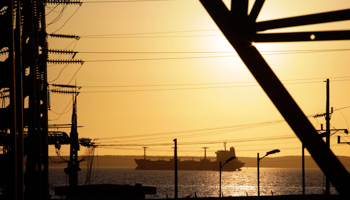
[135,146,245,171]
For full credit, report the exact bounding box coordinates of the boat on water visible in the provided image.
[135,146,245,171]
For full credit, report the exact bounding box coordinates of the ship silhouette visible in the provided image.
[135,146,245,171]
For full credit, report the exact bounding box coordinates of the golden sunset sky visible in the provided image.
[46,0,350,160]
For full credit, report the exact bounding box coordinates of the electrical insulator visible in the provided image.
[49,34,80,39]
[37,0,82,5]
[48,49,78,55]
[47,59,84,64]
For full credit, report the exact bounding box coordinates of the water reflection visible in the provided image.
[49,167,338,199]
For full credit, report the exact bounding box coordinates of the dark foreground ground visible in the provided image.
[151,195,345,200]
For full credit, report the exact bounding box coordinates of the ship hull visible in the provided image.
[135,159,245,171]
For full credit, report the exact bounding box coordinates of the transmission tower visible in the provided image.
[0,0,81,199]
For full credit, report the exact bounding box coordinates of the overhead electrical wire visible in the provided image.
[51,75,349,94]
[46,5,68,27]
[46,4,60,16]
[99,122,291,144]
[82,0,179,3]
[49,63,70,83]
[78,48,350,63]
[81,34,223,38]
[93,127,348,152]
[67,64,84,85]
[74,49,350,54]
[75,80,347,93]
[96,139,344,154]
[52,5,82,33]
[49,99,73,121]
[78,29,218,37]
[84,108,350,149]
[95,120,288,141]
[79,76,350,88]
[98,135,297,147]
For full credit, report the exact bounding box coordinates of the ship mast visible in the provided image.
[202,147,209,159]
[142,147,148,160]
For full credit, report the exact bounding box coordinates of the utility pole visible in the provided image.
[325,79,330,197]
[52,85,81,186]
[313,79,331,196]
[302,144,305,196]
[257,153,260,197]
[68,95,80,186]
[313,79,348,196]
[173,139,178,199]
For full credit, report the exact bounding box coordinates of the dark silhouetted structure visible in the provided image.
[0,1,81,200]
[200,0,350,198]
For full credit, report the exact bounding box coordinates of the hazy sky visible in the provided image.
[46,0,350,160]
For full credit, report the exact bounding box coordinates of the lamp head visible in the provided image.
[266,149,280,156]
[225,156,236,163]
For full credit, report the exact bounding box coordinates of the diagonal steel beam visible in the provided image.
[199,0,350,197]
[249,0,265,22]
[254,30,350,42]
[255,9,350,31]
[230,0,248,19]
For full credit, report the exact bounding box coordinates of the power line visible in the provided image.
[52,4,82,33]
[80,49,350,63]
[48,99,73,121]
[97,135,297,147]
[74,81,329,93]
[78,76,350,88]
[46,4,68,27]
[75,49,350,54]
[82,0,179,3]
[78,84,259,93]
[81,34,223,38]
[78,29,218,37]
[83,55,237,62]
[95,120,288,141]
[78,51,234,54]
[53,76,350,93]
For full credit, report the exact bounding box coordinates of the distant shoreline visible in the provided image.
[48,155,350,169]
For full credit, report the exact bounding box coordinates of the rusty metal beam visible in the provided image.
[199,0,350,197]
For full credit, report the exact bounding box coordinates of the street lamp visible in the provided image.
[257,149,280,196]
[219,156,236,197]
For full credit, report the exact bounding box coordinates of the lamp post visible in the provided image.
[219,156,236,198]
[258,149,280,196]
[173,139,178,199]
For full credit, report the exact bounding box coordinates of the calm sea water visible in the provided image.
[49,167,337,199]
